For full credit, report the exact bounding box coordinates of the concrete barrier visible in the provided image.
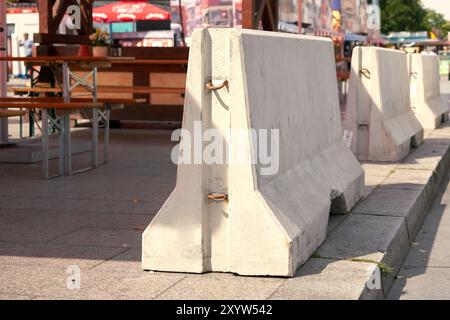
[142,29,364,277]
[408,53,449,129]
[344,47,424,162]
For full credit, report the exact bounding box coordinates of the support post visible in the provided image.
[41,109,49,179]
[103,108,110,164]
[0,1,8,142]
[242,0,278,31]
[62,61,71,175]
[36,0,92,45]
[91,67,98,168]
[297,0,303,34]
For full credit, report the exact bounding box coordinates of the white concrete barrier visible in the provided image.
[344,47,423,162]
[142,29,364,277]
[408,53,449,129]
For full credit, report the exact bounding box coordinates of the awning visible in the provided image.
[93,1,171,23]
[315,29,332,37]
[345,34,367,42]
[384,31,430,44]
[314,30,344,42]
[315,29,343,37]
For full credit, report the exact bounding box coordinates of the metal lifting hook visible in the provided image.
[207,193,228,201]
[206,80,229,91]
[360,68,372,79]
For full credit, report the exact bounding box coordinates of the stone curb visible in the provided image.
[269,123,450,300]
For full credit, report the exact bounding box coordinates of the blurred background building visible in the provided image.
[5,1,382,47]
[4,0,383,77]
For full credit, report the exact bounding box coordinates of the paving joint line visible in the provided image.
[0,239,141,250]
[88,247,132,270]
[43,227,85,244]
[151,276,187,300]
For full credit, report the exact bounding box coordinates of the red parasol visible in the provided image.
[93,1,171,23]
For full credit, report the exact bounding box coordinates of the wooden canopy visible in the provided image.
[30,0,279,47]
[35,0,93,45]
[242,0,279,31]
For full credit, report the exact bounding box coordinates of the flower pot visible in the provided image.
[92,46,109,57]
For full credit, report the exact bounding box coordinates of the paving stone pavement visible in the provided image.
[0,129,183,300]
[387,80,450,300]
[388,172,450,300]
[0,127,368,300]
[0,80,449,300]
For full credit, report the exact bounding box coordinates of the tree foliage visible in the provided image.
[380,0,426,33]
[380,0,450,38]
[422,9,450,38]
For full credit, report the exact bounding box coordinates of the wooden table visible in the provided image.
[0,100,104,179]
[0,56,132,177]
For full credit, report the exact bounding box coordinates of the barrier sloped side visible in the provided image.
[408,53,449,129]
[142,29,364,277]
[344,47,423,162]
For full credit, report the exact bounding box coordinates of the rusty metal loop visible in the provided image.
[360,68,371,79]
[206,80,229,91]
[207,193,228,201]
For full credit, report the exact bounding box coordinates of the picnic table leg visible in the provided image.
[104,107,110,163]
[92,107,98,168]
[28,112,34,137]
[62,112,71,175]
[0,110,8,143]
[58,115,64,176]
[41,109,49,179]
[28,67,38,137]
[62,62,71,176]
[91,67,98,168]
[19,110,23,139]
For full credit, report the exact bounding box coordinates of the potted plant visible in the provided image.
[89,29,111,57]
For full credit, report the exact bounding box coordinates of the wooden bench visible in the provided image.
[0,101,104,110]
[0,97,147,105]
[13,87,62,95]
[96,86,185,94]
[0,110,27,118]
[12,86,185,96]
[0,101,107,179]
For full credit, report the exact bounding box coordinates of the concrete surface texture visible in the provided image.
[0,129,91,163]
[0,107,450,299]
[142,28,365,277]
[388,174,450,299]
[311,122,450,299]
[344,47,424,162]
[0,129,178,299]
[408,53,449,129]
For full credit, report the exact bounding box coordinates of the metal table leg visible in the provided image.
[104,107,110,163]
[62,62,71,176]
[29,113,35,137]
[58,115,64,176]
[91,67,98,168]
[62,112,72,175]
[41,109,49,179]
[19,111,23,139]
[92,107,99,167]
[57,62,104,176]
